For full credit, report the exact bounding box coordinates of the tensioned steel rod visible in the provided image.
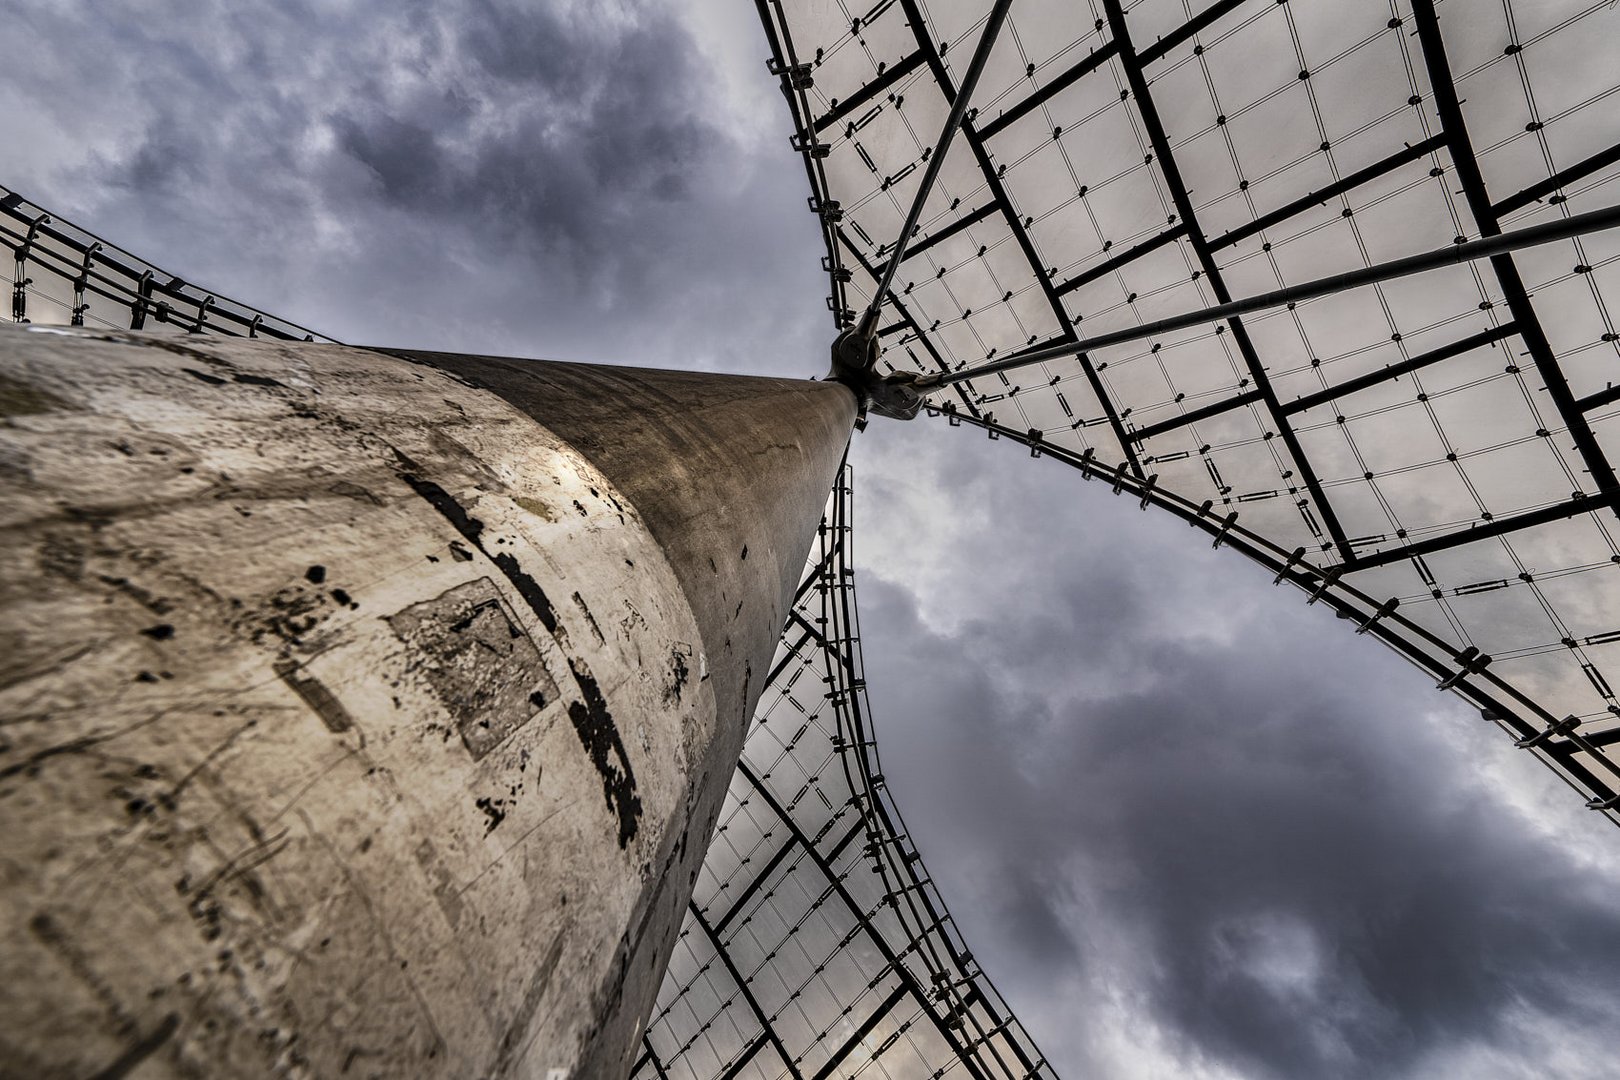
[912,200,1620,390]
[857,0,1013,340]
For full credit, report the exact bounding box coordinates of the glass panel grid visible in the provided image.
[759,0,1620,827]
[637,470,1057,1079]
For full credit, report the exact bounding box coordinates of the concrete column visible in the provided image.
[0,325,855,1078]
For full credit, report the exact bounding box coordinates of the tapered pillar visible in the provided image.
[0,324,855,1078]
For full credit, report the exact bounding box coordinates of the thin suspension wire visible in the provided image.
[911,200,1620,391]
[856,0,1013,340]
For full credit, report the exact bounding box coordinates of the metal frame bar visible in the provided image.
[813,482,1043,1079]
[814,50,928,135]
[913,203,1620,390]
[711,837,799,936]
[1408,0,1620,510]
[763,626,816,693]
[1343,492,1620,572]
[756,0,855,325]
[1055,223,1188,296]
[644,473,1055,1079]
[1280,323,1519,416]
[633,1038,672,1080]
[1,188,323,342]
[976,40,1120,141]
[735,760,993,1080]
[689,900,802,1080]
[1138,0,1250,65]
[858,0,1013,338]
[1492,140,1620,217]
[1208,134,1449,252]
[1577,383,1620,414]
[1130,387,1264,443]
[896,0,1145,476]
[1129,321,1521,446]
[809,985,913,1080]
[872,200,998,277]
[836,226,983,417]
[1101,0,1352,558]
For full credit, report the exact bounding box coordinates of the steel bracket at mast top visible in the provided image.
[827,325,927,424]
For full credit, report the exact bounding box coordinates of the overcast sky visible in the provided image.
[5,1,1619,1076]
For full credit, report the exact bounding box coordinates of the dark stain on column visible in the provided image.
[273,659,355,734]
[567,658,642,848]
[88,1012,180,1080]
[399,465,641,845]
[398,470,560,635]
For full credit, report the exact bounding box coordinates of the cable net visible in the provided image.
[635,470,1053,1080]
[3,187,328,343]
[757,0,1620,821]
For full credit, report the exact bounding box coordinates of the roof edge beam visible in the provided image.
[1493,140,1620,217]
[976,40,1120,140]
[1409,0,1620,507]
[1210,133,1449,252]
[911,202,1620,390]
[813,50,927,134]
[1139,0,1249,65]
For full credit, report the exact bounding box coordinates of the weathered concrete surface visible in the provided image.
[0,325,855,1078]
[393,353,858,1077]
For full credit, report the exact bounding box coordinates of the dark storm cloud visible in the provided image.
[321,3,723,257]
[857,419,1620,1078]
[5,3,1620,1078]
[3,0,829,371]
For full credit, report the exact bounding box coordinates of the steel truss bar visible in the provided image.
[976,40,1120,141]
[1492,140,1620,217]
[710,839,800,938]
[634,1038,672,1080]
[735,760,993,1080]
[814,50,927,134]
[1137,0,1249,65]
[809,984,912,1080]
[872,200,998,277]
[1130,388,1264,443]
[764,626,816,692]
[928,404,1620,820]
[791,537,843,606]
[895,0,1145,477]
[858,0,1013,338]
[1209,134,1449,252]
[649,471,1045,1080]
[788,607,830,649]
[1100,0,1352,559]
[689,900,803,1080]
[707,804,865,947]
[912,201,1620,391]
[1408,0,1620,509]
[813,486,1043,1080]
[1054,223,1188,295]
[1577,383,1620,414]
[805,494,1038,1080]
[1342,492,1620,572]
[1280,323,1519,416]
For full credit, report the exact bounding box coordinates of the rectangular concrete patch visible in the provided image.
[387,577,557,760]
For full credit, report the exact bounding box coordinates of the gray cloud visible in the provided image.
[5,3,1619,1078]
[856,417,1620,1078]
[3,0,830,373]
